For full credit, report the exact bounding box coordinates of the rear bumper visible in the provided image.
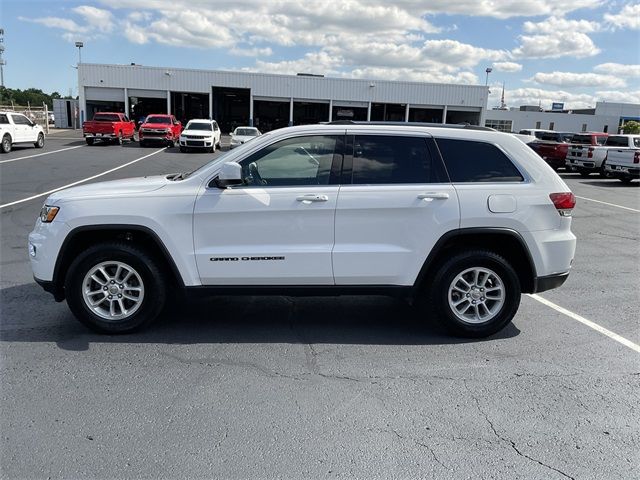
[605,164,640,177]
[84,133,116,139]
[532,272,569,293]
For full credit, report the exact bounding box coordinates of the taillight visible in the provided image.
[549,192,576,217]
[587,147,593,158]
[634,152,639,164]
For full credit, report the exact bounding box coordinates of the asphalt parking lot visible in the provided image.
[1,130,638,479]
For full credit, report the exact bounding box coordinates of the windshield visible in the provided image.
[560,133,574,142]
[186,122,212,131]
[145,116,170,124]
[235,128,259,136]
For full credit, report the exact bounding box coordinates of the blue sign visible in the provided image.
[551,102,564,111]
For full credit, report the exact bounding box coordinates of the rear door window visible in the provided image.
[605,136,630,147]
[351,135,447,184]
[435,138,524,183]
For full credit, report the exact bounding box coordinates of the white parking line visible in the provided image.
[528,294,640,353]
[0,145,84,165]
[0,147,166,210]
[576,195,640,213]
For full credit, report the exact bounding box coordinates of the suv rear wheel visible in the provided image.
[425,250,521,337]
[64,242,167,333]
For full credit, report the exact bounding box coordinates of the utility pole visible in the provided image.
[485,67,492,86]
[0,29,6,87]
[75,41,83,65]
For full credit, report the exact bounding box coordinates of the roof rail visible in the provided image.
[323,120,495,131]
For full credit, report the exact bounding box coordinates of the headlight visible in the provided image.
[39,205,59,223]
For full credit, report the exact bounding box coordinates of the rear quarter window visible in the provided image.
[605,136,630,147]
[435,138,524,183]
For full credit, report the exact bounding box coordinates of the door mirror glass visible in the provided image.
[214,162,243,188]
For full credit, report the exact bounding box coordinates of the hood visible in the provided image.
[231,135,257,142]
[141,121,171,128]
[47,175,169,203]
[182,128,214,136]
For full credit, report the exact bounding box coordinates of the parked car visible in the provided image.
[0,111,45,153]
[565,132,608,175]
[139,114,182,147]
[48,112,55,124]
[30,123,576,338]
[529,131,574,170]
[604,146,640,183]
[230,126,262,149]
[568,134,640,177]
[83,112,136,146]
[178,119,221,153]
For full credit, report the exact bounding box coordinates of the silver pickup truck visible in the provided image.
[566,134,638,177]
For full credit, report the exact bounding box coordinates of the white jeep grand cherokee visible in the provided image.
[29,123,576,337]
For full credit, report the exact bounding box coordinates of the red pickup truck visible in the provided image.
[83,112,136,145]
[138,114,182,147]
[529,131,574,170]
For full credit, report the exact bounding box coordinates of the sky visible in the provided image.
[2,0,639,110]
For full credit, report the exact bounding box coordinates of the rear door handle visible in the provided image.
[296,194,329,203]
[417,192,449,200]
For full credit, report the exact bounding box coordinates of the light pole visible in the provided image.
[75,41,83,65]
[485,67,492,86]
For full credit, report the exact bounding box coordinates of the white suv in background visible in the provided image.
[179,119,221,153]
[0,111,45,153]
[29,123,576,337]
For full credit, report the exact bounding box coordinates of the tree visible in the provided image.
[0,86,72,109]
[622,121,640,134]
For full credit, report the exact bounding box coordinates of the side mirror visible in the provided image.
[214,162,243,188]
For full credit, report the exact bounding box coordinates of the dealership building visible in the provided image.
[484,102,640,134]
[77,63,489,132]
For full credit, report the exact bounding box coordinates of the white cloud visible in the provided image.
[72,6,115,33]
[522,16,601,34]
[593,63,640,78]
[488,86,598,109]
[604,3,640,30]
[493,62,523,72]
[230,47,273,57]
[101,0,603,20]
[531,72,627,88]
[19,16,87,34]
[513,32,600,59]
[346,67,479,84]
[595,90,640,103]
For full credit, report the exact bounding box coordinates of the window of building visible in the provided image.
[604,125,609,133]
[535,121,541,129]
[549,122,555,130]
[435,138,524,183]
[351,135,447,184]
[239,135,340,186]
[581,124,587,132]
[484,119,513,132]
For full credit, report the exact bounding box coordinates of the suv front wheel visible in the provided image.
[65,242,167,333]
[425,250,521,338]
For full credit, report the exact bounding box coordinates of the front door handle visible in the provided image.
[417,192,450,200]
[296,194,329,203]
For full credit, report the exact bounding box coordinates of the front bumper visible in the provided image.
[34,276,65,301]
[532,272,569,293]
[179,137,214,148]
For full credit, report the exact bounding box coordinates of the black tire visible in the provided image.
[140,140,147,148]
[64,242,167,334]
[85,137,94,146]
[34,132,45,148]
[578,169,591,178]
[115,131,124,145]
[1,134,12,153]
[421,250,521,338]
[619,177,633,184]
[599,162,613,178]
[179,146,187,153]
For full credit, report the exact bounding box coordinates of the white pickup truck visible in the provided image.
[566,134,639,177]
[604,147,640,183]
[0,111,46,153]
